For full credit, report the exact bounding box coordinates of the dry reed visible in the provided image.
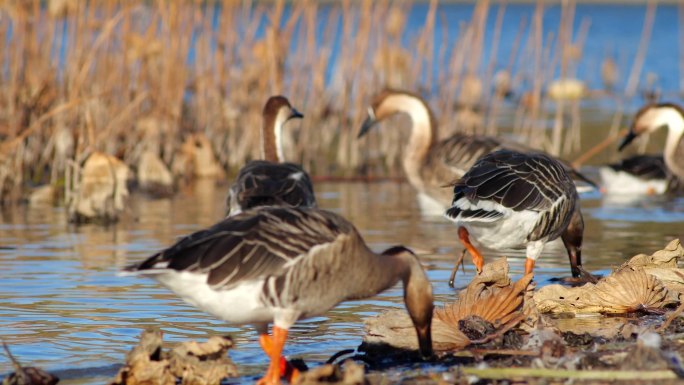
[0,0,666,205]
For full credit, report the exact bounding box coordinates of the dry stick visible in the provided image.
[625,1,657,99]
[484,2,507,136]
[550,0,573,157]
[571,128,627,168]
[656,300,684,332]
[460,367,677,380]
[448,249,467,286]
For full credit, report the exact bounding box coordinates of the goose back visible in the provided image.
[446,150,578,242]
[226,160,316,216]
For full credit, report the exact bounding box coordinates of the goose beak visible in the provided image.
[289,108,304,121]
[416,324,433,359]
[357,108,377,138]
[618,130,637,151]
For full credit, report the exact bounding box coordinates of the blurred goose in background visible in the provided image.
[123,206,434,385]
[226,96,316,216]
[358,89,595,215]
[444,150,584,287]
[600,103,684,195]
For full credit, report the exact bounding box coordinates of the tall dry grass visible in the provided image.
[0,0,658,205]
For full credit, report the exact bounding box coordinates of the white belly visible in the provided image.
[460,210,541,251]
[153,271,273,325]
[599,167,667,195]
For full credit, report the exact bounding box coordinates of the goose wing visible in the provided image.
[446,150,577,241]
[125,207,352,290]
[227,160,316,216]
[609,155,668,180]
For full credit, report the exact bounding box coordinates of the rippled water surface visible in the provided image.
[1,179,683,384]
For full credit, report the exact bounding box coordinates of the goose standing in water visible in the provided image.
[444,150,584,286]
[600,103,684,195]
[358,90,594,215]
[123,206,434,385]
[226,96,316,216]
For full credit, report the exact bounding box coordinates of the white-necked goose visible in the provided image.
[226,96,316,216]
[601,103,684,195]
[123,206,434,385]
[358,89,595,214]
[444,150,584,286]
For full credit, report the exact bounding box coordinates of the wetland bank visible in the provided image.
[1,0,684,384]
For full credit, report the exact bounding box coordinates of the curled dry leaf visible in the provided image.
[534,269,675,314]
[110,329,237,385]
[110,329,173,385]
[618,239,683,271]
[617,239,684,296]
[363,258,531,351]
[294,360,365,385]
[168,336,237,385]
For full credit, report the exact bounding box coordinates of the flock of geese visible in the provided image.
[123,90,684,385]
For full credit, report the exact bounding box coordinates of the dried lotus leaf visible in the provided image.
[534,269,674,314]
[591,269,670,313]
[618,239,683,271]
[364,259,530,352]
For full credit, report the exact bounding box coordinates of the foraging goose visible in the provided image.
[123,206,434,385]
[358,90,595,214]
[226,96,316,216]
[444,150,584,286]
[601,103,684,195]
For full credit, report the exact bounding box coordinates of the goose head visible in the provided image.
[358,90,433,139]
[261,96,304,162]
[561,206,584,278]
[382,245,434,359]
[619,103,684,151]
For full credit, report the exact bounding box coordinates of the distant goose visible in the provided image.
[601,103,684,195]
[123,206,434,384]
[444,150,584,286]
[226,96,316,216]
[358,89,595,214]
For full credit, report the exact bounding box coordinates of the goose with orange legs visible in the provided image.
[444,150,586,286]
[123,206,434,385]
[226,96,316,216]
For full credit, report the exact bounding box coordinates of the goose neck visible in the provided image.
[261,113,284,163]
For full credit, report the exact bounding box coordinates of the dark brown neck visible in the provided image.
[261,113,280,163]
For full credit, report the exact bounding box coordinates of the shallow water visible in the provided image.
[1,178,683,383]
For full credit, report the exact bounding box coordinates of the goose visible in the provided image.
[600,103,684,195]
[444,149,584,286]
[358,89,595,214]
[226,96,316,216]
[122,206,434,385]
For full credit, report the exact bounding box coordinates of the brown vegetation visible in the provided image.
[0,0,659,207]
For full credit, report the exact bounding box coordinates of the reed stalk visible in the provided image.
[0,1,668,204]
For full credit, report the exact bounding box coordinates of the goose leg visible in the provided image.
[257,326,289,385]
[458,227,484,273]
[524,258,535,276]
[448,249,467,287]
[258,334,300,383]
